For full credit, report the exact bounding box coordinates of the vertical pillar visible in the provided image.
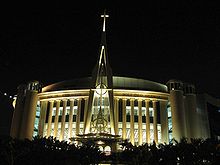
[110,97,115,135]
[38,100,48,137]
[76,99,81,135]
[68,99,74,139]
[46,100,54,137]
[19,90,39,140]
[53,100,60,138]
[114,98,119,135]
[153,100,158,144]
[83,98,88,127]
[122,98,126,140]
[10,85,26,139]
[83,98,88,133]
[130,99,135,145]
[185,94,199,139]
[84,93,92,134]
[160,101,168,144]
[145,100,150,144]
[138,99,143,145]
[170,90,186,141]
[60,99,67,141]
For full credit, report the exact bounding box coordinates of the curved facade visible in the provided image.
[37,76,169,145]
[10,77,210,146]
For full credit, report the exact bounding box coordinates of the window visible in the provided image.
[142,107,146,116]
[126,106,131,115]
[134,107,138,116]
[149,107,154,117]
[66,107,70,115]
[33,101,41,137]
[167,106,171,117]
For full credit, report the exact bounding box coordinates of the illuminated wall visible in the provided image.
[10,78,212,146]
[36,87,169,145]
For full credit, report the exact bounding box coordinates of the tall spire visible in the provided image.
[84,10,115,135]
[92,9,112,89]
[99,9,109,62]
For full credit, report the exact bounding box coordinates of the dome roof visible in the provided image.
[42,76,168,93]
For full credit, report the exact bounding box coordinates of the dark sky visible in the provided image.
[0,2,219,98]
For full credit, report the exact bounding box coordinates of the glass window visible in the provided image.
[169,132,173,143]
[33,101,41,137]
[134,129,138,143]
[36,110,40,117]
[149,107,154,117]
[134,107,138,116]
[119,100,122,122]
[134,100,138,106]
[150,124,154,143]
[157,124,161,143]
[59,109,63,116]
[167,106,171,117]
[73,106,78,115]
[126,106,131,115]
[66,107,70,115]
[168,118,172,131]
[142,130,146,143]
[126,115,130,122]
[52,108,56,116]
[126,128,130,139]
[142,107,146,116]
[126,99,130,106]
[118,128,122,136]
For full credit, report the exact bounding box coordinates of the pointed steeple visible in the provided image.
[93,9,112,88]
[84,10,115,135]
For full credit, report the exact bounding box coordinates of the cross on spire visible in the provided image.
[101,10,109,32]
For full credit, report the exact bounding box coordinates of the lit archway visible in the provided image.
[104,145,111,155]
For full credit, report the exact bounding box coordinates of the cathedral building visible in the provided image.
[10,11,215,151]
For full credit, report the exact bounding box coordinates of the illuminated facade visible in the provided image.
[10,11,213,149]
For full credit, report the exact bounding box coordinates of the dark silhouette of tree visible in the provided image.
[1,136,220,165]
[0,136,15,165]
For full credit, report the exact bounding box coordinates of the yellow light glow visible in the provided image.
[97,140,104,145]
[12,98,16,108]
[95,84,107,96]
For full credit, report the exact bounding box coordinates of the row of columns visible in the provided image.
[38,97,168,144]
[114,98,168,145]
[38,98,87,141]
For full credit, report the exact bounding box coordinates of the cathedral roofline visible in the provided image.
[42,76,168,93]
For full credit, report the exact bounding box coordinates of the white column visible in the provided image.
[53,100,60,138]
[170,90,186,141]
[60,99,67,141]
[76,99,81,135]
[83,98,88,127]
[38,101,48,137]
[19,90,38,140]
[185,94,199,139]
[122,98,126,140]
[138,99,143,145]
[110,97,115,135]
[160,101,168,144]
[68,99,74,139]
[130,99,135,145]
[145,100,150,144]
[10,85,26,139]
[114,98,119,135]
[153,100,158,144]
[47,100,54,137]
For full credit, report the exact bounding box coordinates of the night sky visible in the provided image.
[0,2,219,98]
